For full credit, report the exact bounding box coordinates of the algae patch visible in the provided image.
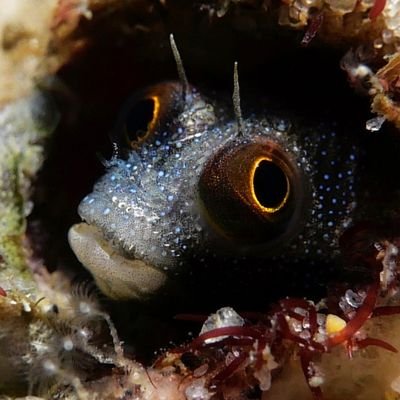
[0,91,58,288]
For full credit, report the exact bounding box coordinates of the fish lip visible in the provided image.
[68,222,168,301]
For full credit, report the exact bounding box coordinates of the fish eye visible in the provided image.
[251,158,290,213]
[199,139,307,244]
[123,96,160,145]
[112,82,184,149]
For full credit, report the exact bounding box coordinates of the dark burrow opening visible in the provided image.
[27,2,400,361]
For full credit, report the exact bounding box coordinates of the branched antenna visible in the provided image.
[169,34,189,101]
[233,62,245,136]
[111,142,119,160]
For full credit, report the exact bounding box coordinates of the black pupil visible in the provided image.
[253,160,288,209]
[125,98,155,142]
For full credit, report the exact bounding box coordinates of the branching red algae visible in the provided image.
[157,241,400,400]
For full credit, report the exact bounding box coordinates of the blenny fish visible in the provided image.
[68,36,360,305]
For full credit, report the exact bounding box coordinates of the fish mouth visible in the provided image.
[68,223,167,301]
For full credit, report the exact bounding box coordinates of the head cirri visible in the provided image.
[68,37,358,302]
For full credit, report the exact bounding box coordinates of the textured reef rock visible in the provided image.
[0,0,60,105]
[0,92,58,276]
[2,1,400,400]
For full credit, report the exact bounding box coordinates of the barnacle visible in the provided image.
[1,1,400,400]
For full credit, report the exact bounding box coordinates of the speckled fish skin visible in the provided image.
[70,83,358,302]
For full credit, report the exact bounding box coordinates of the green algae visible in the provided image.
[0,91,58,289]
